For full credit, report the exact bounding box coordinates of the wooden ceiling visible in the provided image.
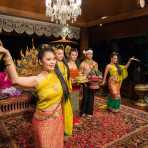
[79,0,138,21]
[0,0,148,27]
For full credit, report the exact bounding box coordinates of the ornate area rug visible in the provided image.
[0,111,34,148]
[65,98,148,148]
[0,98,148,148]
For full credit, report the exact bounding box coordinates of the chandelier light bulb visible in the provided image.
[45,0,82,25]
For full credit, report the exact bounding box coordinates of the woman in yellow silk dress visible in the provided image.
[68,48,81,125]
[55,47,73,136]
[0,45,70,148]
[102,52,135,112]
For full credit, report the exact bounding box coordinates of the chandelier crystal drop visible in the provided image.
[45,0,82,25]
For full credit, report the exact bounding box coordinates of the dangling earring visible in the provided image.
[39,60,42,66]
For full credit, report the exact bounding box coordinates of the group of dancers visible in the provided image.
[0,44,136,148]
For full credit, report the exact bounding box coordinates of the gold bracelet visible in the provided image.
[5,60,12,65]
[5,64,11,67]
[4,55,13,65]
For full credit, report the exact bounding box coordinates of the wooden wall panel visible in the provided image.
[89,16,148,41]
[0,0,45,13]
[0,0,47,22]
[80,28,89,51]
[0,0,142,27]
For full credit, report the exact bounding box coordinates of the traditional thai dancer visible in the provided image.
[68,48,81,125]
[0,45,70,148]
[55,46,73,136]
[102,52,137,112]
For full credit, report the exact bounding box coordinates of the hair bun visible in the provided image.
[83,50,86,55]
[112,51,119,55]
[110,51,119,58]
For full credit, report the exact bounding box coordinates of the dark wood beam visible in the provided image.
[0,6,86,27]
[0,6,49,22]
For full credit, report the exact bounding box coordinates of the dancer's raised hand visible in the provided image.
[130,56,140,62]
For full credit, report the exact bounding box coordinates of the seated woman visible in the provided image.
[68,48,81,125]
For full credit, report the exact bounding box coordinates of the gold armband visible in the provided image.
[5,63,11,67]
[4,55,13,65]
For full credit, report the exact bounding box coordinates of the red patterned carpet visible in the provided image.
[65,98,148,148]
[0,97,148,148]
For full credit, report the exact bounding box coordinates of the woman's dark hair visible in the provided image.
[110,52,122,75]
[38,44,50,60]
[56,45,64,49]
[56,47,70,80]
[38,44,49,50]
[55,64,70,101]
[0,58,6,72]
[0,40,5,71]
[110,51,118,58]
[38,45,69,102]
[63,57,70,80]
[69,48,78,54]
[69,48,80,68]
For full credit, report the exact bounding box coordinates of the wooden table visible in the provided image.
[0,92,34,117]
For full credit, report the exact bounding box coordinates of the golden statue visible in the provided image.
[16,41,41,76]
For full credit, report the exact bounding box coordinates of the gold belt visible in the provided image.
[34,103,62,120]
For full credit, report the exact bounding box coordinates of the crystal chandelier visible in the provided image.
[45,0,82,25]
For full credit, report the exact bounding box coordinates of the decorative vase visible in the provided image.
[134,84,148,107]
